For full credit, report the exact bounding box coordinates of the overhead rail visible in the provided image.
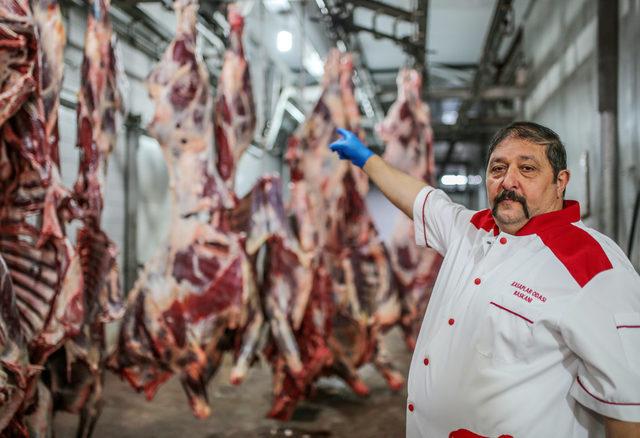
[439,0,515,170]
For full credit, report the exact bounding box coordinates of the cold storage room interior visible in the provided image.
[1,0,640,437]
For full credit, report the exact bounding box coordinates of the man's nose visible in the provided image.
[501,165,519,190]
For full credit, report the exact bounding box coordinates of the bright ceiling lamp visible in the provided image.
[264,0,291,13]
[440,174,483,186]
[441,175,468,186]
[277,30,293,52]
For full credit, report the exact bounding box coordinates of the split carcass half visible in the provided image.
[0,2,83,435]
[0,0,72,244]
[285,49,403,398]
[243,175,333,420]
[48,0,124,437]
[0,0,83,367]
[376,68,442,350]
[0,254,31,434]
[213,4,256,190]
[0,221,82,437]
[110,0,260,419]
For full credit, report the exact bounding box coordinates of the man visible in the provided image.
[329,122,640,438]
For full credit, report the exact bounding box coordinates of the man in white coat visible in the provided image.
[330,122,640,438]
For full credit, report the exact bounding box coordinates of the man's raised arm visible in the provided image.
[330,128,429,218]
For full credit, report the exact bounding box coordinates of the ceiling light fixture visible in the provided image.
[441,175,468,186]
[441,110,458,125]
[277,30,292,52]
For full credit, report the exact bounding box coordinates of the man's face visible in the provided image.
[486,137,570,234]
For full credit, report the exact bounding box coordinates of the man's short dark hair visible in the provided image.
[487,121,568,180]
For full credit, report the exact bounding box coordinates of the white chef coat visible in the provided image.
[406,187,640,438]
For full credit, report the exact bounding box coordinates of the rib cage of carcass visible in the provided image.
[0,0,84,435]
[285,49,404,405]
[43,1,126,436]
[110,0,261,420]
[376,68,442,350]
[0,254,31,433]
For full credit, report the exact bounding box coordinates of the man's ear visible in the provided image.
[556,169,570,197]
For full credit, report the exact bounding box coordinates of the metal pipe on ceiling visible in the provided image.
[455,0,514,127]
[415,0,429,95]
[349,0,414,22]
[313,0,385,125]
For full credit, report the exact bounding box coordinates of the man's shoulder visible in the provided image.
[572,222,635,269]
[542,221,637,288]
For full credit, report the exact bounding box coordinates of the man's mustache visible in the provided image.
[492,190,530,219]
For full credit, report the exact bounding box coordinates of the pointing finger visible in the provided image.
[336,128,353,139]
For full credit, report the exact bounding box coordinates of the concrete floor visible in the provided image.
[53,328,411,438]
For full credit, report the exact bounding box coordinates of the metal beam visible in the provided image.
[428,85,525,100]
[369,63,476,75]
[123,114,141,293]
[440,141,457,175]
[344,22,421,55]
[313,1,385,124]
[598,0,619,240]
[415,0,428,94]
[350,38,386,125]
[350,0,413,21]
[456,0,514,126]
[433,118,513,136]
[61,0,166,60]
[379,86,524,104]
[112,1,174,42]
[496,28,523,85]
[343,0,429,90]
[439,0,513,171]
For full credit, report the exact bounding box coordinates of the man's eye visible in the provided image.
[521,166,535,172]
[491,166,505,173]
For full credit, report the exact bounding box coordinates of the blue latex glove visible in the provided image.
[329,128,374,168]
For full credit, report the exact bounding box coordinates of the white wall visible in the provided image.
[618,0,640,266]
[523,0,640,267]
[523,0,600,228]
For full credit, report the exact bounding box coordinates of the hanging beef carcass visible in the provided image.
[327,53,403,392]
[110,0,261,419]
[0,254,31,434]
[285,49,403,399]
[0,0,73,244]
[213,4,256,190]
[43,1,125,436]
[376,69,434,182]
[376,68,442,350]
[0,1,83,435]
[241,175,333,420]
[0,0,83,369]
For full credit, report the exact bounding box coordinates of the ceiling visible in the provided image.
[244,0,533,141]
